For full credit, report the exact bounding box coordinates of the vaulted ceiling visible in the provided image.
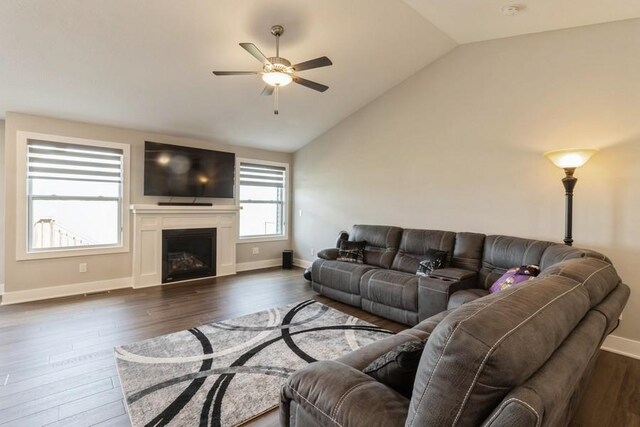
[1,1,639,152]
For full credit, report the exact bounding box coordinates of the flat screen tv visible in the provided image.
[144,141,235,198]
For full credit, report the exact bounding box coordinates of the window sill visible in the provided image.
[237,235,289,244]
[17,244,129,261]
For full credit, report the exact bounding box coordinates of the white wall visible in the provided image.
[293,19,640,342]
[3,113,292,294]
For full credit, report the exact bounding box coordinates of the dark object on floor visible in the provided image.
[303,267,312,281]
[282,250,293,269]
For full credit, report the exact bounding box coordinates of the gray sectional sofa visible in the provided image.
[282,225,630,426]
[311,225,611,325]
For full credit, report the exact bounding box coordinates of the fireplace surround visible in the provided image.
[130,204,239,288]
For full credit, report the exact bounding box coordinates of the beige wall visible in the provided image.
[0,120,5,287]
[293,19,640,341]
[3,113,292,293]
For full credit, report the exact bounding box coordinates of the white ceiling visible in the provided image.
[2,2,639,152]
[404,0,640,44]
[0,0,455,152]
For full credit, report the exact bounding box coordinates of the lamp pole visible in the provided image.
[544,148,597,247]
[561,168,577,246]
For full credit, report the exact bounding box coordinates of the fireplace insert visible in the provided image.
[162,228,216,283]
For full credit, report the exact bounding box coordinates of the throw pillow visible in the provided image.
[363,340,425,398]
[337,240,366,264]
[416,249,448,276]
[489,264,541,294]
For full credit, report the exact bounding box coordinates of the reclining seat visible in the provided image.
[311,225,402,307]
[359,229,456,326]
[447,235,610,310]
[446,235,554,309]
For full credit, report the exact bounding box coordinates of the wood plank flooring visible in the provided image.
[0,268,637,427]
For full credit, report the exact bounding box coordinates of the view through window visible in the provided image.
[27,139,124,251]
[238,161,287,238]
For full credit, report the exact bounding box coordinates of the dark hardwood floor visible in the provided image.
[0,268,637,427]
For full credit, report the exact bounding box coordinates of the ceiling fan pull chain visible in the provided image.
[274,86,279,115]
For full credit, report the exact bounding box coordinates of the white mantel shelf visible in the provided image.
[130,203,239,288]
[130,204,240,214]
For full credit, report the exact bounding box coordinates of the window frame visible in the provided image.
[236,158,289,243]
[16,131,130,260]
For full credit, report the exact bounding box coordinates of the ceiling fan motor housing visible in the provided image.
[265,57,292,72]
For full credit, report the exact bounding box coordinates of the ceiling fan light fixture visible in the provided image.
[262,71,293,87]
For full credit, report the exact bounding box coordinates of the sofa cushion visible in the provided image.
[312,259,379,295]
[539,257,620,308]
[406,273,591,427]
[451,232,486,272]
[363,340,425,398]
[360,270,419,312]
[391,229,455,274]
[447,288,490,310]
[478,235,553,288]
[350,225,403,269]
[337,240,366,263]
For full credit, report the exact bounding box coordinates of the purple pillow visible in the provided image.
[489,265,541,294]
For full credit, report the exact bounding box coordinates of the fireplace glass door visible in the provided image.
[162,228,216,283]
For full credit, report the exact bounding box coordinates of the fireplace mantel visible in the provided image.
[130,204,240,288]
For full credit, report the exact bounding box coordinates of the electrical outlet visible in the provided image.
[252,247,260,255]
[310,247,315,256]
[79,263,88,273]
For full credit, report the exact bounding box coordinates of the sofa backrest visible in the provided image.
[539,243,609,271]
[350,224,403,269]
[451,232,486,272]
[391,229,456,274]
[482,278,630,427]
[478,235,553,288]
[405,257,622,427]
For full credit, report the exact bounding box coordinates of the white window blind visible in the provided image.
[27,139,124,251]
[238,161,287,238]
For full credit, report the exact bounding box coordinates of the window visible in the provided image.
[25,137,126,253]
[238,160,288,240]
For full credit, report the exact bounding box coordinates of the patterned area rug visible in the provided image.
[115,299,392,427]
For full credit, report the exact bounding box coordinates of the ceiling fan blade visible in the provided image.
[293,56,333,72]
[261,85,274,96]
[239,43,271,64]
[212,71,258,76]
[293,76,329,92]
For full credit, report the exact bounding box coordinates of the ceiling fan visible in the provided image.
[212,25,333,115]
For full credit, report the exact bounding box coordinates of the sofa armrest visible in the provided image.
[418,272,477,321]
[280,360,409,427]
[317,248,339,260]
[429,267,477,281]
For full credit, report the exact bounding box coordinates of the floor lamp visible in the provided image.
[544,149,598,246]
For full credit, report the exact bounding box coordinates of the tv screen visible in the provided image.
[144,141,235,198]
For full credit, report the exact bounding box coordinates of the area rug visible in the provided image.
[114,299,393,427]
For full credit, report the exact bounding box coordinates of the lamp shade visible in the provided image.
[262,72,293,87]
[544,148,598,169]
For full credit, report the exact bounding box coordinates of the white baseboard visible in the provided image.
[601,334,640,360]
[236,258,281,272]
[1,276,133,305]
[293,258,312,269]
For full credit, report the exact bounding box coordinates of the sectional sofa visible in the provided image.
[282,224,630,426]
[310,224,610,325]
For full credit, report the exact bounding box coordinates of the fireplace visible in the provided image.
[162,228,216,283]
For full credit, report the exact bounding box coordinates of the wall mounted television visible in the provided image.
[144,141,235,198]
